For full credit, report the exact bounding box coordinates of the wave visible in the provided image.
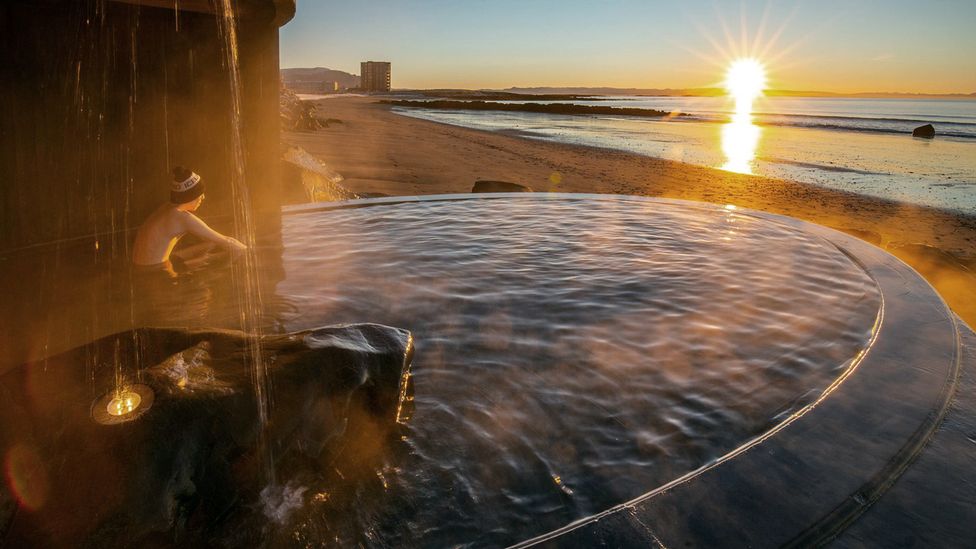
[758,112,976,124]
[758,120,976,139]
[678,112,976,139]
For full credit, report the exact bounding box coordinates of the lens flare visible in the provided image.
[5,444,49,511]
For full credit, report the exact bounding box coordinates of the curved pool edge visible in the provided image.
[285,194,964,547]
[506,197,960,548]
[832,318,976,547]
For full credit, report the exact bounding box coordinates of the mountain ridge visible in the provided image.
[281,67,359,89]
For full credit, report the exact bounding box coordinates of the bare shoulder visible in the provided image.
[174,209,204,226]
[141,204,177,230]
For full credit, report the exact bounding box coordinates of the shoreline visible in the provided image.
[284,96,976,327]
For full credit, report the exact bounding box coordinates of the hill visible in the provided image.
[281,67,360,90]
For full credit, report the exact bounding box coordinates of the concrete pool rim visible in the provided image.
[284,193,963,547]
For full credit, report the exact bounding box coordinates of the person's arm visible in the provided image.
[180,212,247,251]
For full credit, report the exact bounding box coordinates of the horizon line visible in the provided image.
[278,67,975,97]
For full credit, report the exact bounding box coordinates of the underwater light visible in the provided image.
[107,391,142,416]
[92,384,155,425]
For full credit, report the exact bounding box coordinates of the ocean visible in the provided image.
[391,96,976,213]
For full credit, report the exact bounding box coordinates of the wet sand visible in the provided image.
[284,96,976,328]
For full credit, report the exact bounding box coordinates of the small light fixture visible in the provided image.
[107,391,141,417]
[92,384,155,425]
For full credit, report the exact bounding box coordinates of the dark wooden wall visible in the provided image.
[0,0,285,255]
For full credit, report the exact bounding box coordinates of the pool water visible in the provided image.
[261,195,881,547]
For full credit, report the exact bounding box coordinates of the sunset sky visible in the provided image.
[280,0,976,94]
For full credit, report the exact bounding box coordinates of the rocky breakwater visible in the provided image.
[382,99,676,118]
[0,324,413,546]
[280,87,324,131]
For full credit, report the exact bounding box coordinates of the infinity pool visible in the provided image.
[265,195,881,546]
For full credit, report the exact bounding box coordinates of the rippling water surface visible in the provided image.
[263,196,880,547]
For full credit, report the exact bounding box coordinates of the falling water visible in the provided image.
[213,0,274,468]
[73,3,144,411]
[119,10,142,405]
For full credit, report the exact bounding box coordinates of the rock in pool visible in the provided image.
[0,323,414,546]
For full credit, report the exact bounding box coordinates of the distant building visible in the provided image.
[360,61,391,92]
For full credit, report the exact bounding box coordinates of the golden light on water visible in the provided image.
[721,58,766,174]
[721,115,761,174]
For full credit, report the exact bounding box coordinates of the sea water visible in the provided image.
[393,96,976,213]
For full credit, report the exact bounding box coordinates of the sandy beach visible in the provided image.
[285,96,976,327]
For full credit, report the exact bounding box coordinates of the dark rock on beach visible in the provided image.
[912,124,935,138]
[0,324,413,546]
[472,180,533,193]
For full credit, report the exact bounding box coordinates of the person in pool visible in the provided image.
[132,166,247,272]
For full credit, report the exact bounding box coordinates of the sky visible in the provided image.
[280,1,976,94]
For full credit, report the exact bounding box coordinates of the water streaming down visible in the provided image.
[71,3,145,415]
[213,1,274,454]
[119,13,144,411]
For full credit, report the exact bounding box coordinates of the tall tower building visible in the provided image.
[360,61,392,92]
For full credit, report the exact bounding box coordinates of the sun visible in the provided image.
[725,58,767,109]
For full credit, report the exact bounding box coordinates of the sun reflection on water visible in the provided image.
[722,113,762,174]
[721,59,766,174]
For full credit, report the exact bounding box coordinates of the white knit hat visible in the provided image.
[170,166,205,204]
